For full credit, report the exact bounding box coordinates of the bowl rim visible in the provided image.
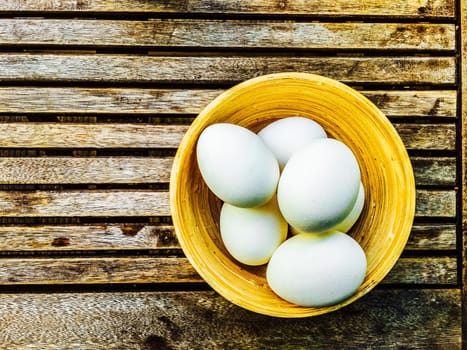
[170,72,416,317]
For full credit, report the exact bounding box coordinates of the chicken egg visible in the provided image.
[196,123,279,208]
[291,182,365,235]
[220,197,288,266]
[331,182,365,233]
[258,116,327,169]
[266,232,367,307]
[277,138,361,233]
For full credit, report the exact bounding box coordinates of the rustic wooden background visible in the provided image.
[0,0,464,348]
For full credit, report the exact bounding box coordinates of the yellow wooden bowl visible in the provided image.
[170,72,415,317]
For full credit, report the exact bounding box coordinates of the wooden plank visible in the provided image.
[0,157,173,184]
[406,224,456,250]
[416,190,456,217]
[394,123,456,150]
[0,256,456,285]
[0,55,455,85]
[0,190,171,217]
[411,157,456,186]
[462,1,467,348]
[363,90,457,118]
[0,289,460,349]
[0,88,457,117]
[0,20,455,51]
[0,189,455,217]
[0,225,178,251]
[0,123,455,150]
[0,0,455,18]
[0,124,187,149]
[0,223,454,251]
[0,156,455,186]
[0,257,201,284]
[0,88,223,114]
[383,257,457,285]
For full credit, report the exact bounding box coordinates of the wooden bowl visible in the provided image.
[170,72,415,317]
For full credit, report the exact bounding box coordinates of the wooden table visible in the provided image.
[0,1,464,348]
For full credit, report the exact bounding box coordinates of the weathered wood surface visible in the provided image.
[406,224,457,250]
[0,190,170,217]
[394,124,456,150]
[0,257,201,284]
[0,0,456,18]
[0,189,455,217]
[0,20,455,50]
[415,190,456,217]
[0,55,455,85]
[0,223,455,251]
[0,0,462,347]
[0,124,186,149]
[0,289,461,349]
[0,123,456,150]
[0,158,173,184]
[0,156,455,186]
[461,2,467,347]
[0,225,179,251]
[394,123,456,150]
[363,90,457,118]
[383,257,457,285]
[0,256,456,285]
[411,157,456,186]
[0,88,457,116]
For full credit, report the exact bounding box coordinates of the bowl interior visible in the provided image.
[170,73,415,317]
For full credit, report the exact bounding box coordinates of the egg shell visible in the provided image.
[290,182,365,235]
[331,182,365,233]
[266,232,367,307]
[220,197,288,266]
[196,123,280,208]
[258,116,327,169]
[277,138,361,233]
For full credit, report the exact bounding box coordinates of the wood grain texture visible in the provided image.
[383,257,457,285]
[0,223,454,252]
[0,55,455,85]
[0,156,455,186]
[0,256,456,285]
[0,124,187,148]
[416,190,456,217]
[363,90,457,118]
[0,88,222,114]
[0,189,454,217]
[0,157,173,184]
[0,0,460,346]
[0,20,455,50]
[406,223,457,250]
[0,0,455,18]
[0,289,460,349]
[0,88,457,117]
[0,123,455,150]
[0,87,222,114]
[394,123,456,150]
[0,257,201,284]
[0,190,170,217]
[411,157,456,186]
[0,225,178,251]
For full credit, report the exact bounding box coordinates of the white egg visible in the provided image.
[277,138,361,233]
[331,182,365,233]
[290,182,365,235]
[266,232,367,307]
[220,197,288,266]
[197,123,279,208]
[258,116,327,169]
